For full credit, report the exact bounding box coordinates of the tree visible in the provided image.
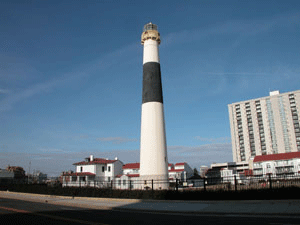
[193,168,199,176]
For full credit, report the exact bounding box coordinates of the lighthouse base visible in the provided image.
[139,174,169,190]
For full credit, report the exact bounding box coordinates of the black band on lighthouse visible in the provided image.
[142,62,163,104]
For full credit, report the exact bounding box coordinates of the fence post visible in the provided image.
[203,177,206,191]
[175,178,178,192]
[268,174,272,190]
[151,179,154,198]
[130,180,132,191]
[234,175,237,192]
[111,180,113,190]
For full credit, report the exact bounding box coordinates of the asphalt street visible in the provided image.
[1,197,300,225]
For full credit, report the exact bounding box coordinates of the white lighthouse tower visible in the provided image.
[139,22,169,189]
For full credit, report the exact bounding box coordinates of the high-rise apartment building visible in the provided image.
[228,90,300,163]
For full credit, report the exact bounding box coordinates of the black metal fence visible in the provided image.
[61,173,300,192]
[202,173,300,192]
[3,174,300,200]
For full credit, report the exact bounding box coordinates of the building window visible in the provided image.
[102,166,105,172]
[72,176,77,182]
[80,167,83,172]
[108,166,111,172]
[108,177,110,182]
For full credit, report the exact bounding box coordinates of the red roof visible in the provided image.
[175,162,185,166]
[127,174,140,177]
[123,163,140,169]
[115,174,140,178]
[73,158,117,165]
[168,169,184,173]
[168,164,174,166]
[66,172,95,176]
[253,152,300,162]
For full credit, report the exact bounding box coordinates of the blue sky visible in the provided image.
[1,0,299,176]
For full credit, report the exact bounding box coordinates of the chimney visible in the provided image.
[90,155,94,162]
[115,157,118,160]
[270,90,280,96]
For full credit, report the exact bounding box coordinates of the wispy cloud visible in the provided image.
[96,137,138,144]
[0,89,10,94]
[0,42,139,113]
[194,136,231,143]
[197,72,267,76]
[0,149,140,176]
[0,74,74,112]
[0,143,232,176]
[167,143,233,167]
[164,11,300,47]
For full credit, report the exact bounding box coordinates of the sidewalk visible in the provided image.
[1,191,300,216]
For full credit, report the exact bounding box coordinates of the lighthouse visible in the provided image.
[139,22,169,189]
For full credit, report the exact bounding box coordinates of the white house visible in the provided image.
[120,162,193,182]
[114,163,142,190]
[168,162,193,182]
[122,163,140,175]
[253,152,300,179]
[220,168,248,185]
[62,155,123,187]
[114,162,194,190]
[114,174,142,190]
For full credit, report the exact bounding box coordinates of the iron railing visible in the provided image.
[60,173,300,192]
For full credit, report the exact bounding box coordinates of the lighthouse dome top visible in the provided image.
[141,22,161,45]
[143,22,158,32]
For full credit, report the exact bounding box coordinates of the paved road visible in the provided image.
[1,197,300,225]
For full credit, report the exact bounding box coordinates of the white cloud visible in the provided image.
[194,136,231,143]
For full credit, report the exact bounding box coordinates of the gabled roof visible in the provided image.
[66,172,95,176]
[73,158,117,165]
[253,152,300,162]
[115,174,139,178]
[123,163,140,169]
[169,168,184,173]
[175,162,186,166]
[127,174,140,177]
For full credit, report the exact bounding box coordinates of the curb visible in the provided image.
[0,191,140,203]
[113,207,300,217]
[2,191,300,216]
